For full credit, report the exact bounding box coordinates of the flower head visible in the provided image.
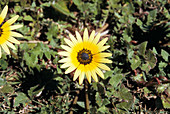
[0,5,23,58]
[59,28,112,85]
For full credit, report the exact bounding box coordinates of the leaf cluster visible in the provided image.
[0,0,169,113]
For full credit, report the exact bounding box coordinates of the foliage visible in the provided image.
[0,0,169,113]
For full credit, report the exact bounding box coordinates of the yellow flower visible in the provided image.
[0,5,23,58]
[58,28,112,85]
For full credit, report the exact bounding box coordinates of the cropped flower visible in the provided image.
[0,5,23,58]
[58,28,112,85]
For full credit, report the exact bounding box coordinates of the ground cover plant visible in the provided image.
[0,0,169,113]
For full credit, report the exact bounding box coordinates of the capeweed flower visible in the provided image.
[0,5,23,58]
[59,28,112,85]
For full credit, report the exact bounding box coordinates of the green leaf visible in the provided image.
[0,59,8,69]
[23,15,33,21]
[136,19,143,26]
[97,106,109,113]
[97,83,105,94]
[161,49,169,62]
[162,96,170,109]
[102,98,110,106]
[0,78,5,86]
[28,85,44,99]
[145,50,157,70]
[109,74,124,87]
[14,92,30,107]
[45,51,51,60]
[77,101,85,109]
[153,47,158,54]
[96,92,102,107]
[147,9,157,25]
[161,86,170,109]
[116,85,133,112]
[159,62,167,68]
[138,41,148,56]
[130,55,141,70]
[52,0,71,16]
[0,84,14,94]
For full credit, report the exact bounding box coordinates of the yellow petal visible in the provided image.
[75,31,82,43]
[98,58,112,63]
[91,70,98,82]
[73,68,81,81]
[95,67,104,79]
[92,33,100,44]
[58,51,70,56]
[9,25,23,30]
[85,71,91,83]
[64,38,74,47]
[0,34,9,44]
[83,28,88,42]
[61,45,72,52]
[97,38,108,48]
[10,31,23,37]
[65,65,76,74]
[6,41,16,50]
[84,64,92,83]
[96,52,112,57]
[0,5,8,24]
[79,72,85,85]
[61,62,71,68]
[97,63,111,71]
[2,15,19,28]
[58,58,70,63]
[1,43,10,54]
[8,37,20,44]
[99,45,110,52]
[89,30,95,42]
[69,33,77,45]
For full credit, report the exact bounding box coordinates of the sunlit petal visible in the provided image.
[92,33,100,44]
[75,31,82,43]
[61,45,72,52]
[97,38,108,48]
[58,58,70,63]
[95,67,104,79]
[8,37,20,44]
[83,28,88,42]
[9,25,23,30]
[58,51,70,56]
[6,41,16,50]
[10,31,23,37]
[69,33,78,45]
[65,65,77,74]
[97,63,111,71]
[79,72,85,85]
[0,5,8,24]
[89,30,95,42]
[2,15,19,28]
[1,43,10,54]
[64,38,74,47]
[73,68,81,81]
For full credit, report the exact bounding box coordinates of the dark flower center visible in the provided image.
[77,49,93,65]
[81,52,89,60]
[0,28,3,37]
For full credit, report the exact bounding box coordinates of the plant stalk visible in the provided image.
[84,79,90,114]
